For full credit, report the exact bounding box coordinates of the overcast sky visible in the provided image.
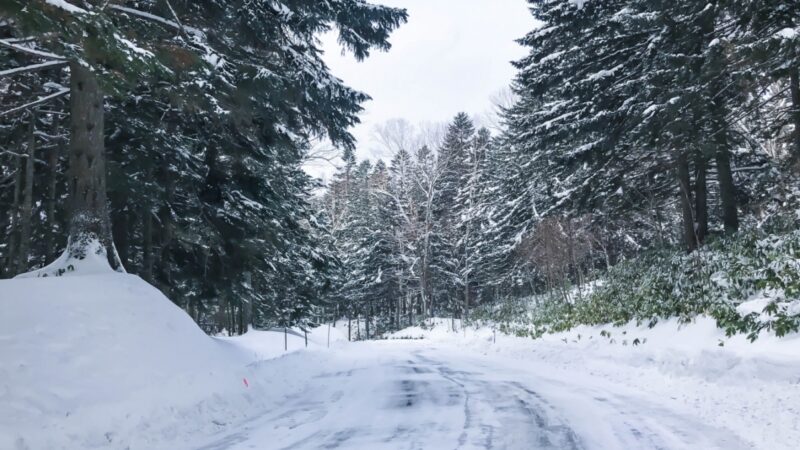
[306,0,536,181]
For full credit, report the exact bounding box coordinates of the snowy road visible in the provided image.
[196,341,751,450]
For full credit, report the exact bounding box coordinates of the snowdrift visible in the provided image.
[0,273,338,449]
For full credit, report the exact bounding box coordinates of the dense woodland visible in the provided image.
[0,0,407,334]
[2,0,800,338]
[318,0,800,338]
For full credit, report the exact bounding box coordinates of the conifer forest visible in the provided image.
[2,2,800,448]
[3,0,800,338]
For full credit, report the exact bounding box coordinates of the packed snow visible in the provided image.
[391,318,800,449]
[16,239,121,278]
[0,274,343,449]
[2,275,798,449]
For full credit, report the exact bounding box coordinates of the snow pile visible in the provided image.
[389,317,800,449]
[16,240,120,278]
[0,274,338,449]
[220,323,348,362]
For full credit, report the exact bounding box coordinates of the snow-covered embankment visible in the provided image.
[0,273,342,449]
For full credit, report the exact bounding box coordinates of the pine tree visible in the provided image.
[0,0,407,334]
[433,113,475,315]
[732,0,800,160]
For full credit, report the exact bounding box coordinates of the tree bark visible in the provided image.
[463,273,470,323]
[5,148,24,277]
[46,114,62,263]
[67,63,123,270]
[708,74,739,234]
[715,145,739,234]
[676,152,697,252]
[790,68,800,161]
[366,301,371,340]
[694,151,708,245]
[158,166,176,289]
[142,202,154,282]
[111,207,129,267]
[17,111,35,274]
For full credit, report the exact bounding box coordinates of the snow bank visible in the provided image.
[0,274,341,449]
[16,240,119,278]
[390,317,800,449]
[219,323,348,362]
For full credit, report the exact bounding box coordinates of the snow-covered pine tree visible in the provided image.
[454,126,491,317]
[433,113,475,315]
[388,147,420,327]
[411,144,443,318]
[1,0,407,334]
[731,0,800,161]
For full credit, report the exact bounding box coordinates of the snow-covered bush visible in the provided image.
[477,229,800,340]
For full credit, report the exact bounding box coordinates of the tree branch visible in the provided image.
[0,60,68,78]
[0,89,70,118]
[0,40,66,60]
[109,5,202,37]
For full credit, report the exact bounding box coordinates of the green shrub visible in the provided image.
[475,229,800,340]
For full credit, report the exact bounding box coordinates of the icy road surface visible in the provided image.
[197,341,751,450]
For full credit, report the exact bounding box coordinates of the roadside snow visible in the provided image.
[389,318,800,449]
[219,324,347,363]
[0,274,344,450]
[3,272,796,449]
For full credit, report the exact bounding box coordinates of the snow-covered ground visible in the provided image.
[195,340,752,450]
[0,273,345,450]
[2,274,798,449]
[390,318,800,449]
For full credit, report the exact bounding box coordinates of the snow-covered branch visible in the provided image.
[108,5,202,38]
[0,89,70,118]
[0,40,66,60]
[0,60,68,78]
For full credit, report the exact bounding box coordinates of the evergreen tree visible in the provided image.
[0,0,407,334]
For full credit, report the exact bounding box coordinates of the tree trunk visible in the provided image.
[708,78,739,234]
[66,63,123,270]
[676,152,697,252]
[17,111,36,274]
[5,148,24,277]
[463,272,470,323]
[158,167,176,290]
[715,146,738,234]
[111,207,129,267]
[366,301,371,340]
[109,131,129,268]
[694,151,708,245]
[46,114,62,263]
[791,68,800,161]
[142,202,154,282]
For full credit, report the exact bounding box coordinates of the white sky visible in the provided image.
[306,0,536,181]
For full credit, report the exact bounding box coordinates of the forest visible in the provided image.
[2,0,800,340]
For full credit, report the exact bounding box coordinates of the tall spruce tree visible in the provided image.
[1,0,407,333]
